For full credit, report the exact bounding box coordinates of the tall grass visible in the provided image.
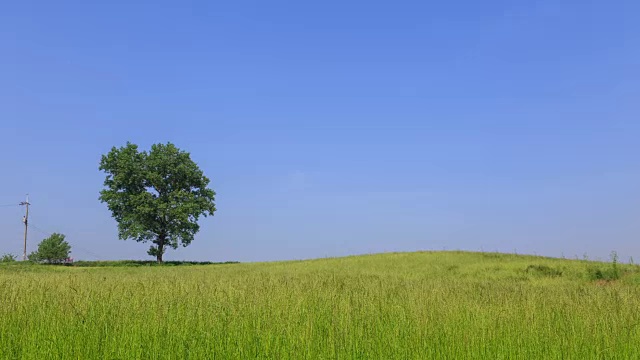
[1,251,640,359]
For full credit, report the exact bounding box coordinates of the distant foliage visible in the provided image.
[70,260,238,267]
[0,253,16,263]
[29,233,71,264]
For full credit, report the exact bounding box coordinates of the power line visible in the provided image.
[29,224,52,237]
[29,222,105,261]
[72,246,104,261]
[19,199,105,262]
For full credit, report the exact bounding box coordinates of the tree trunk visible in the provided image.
[156,235,165,264]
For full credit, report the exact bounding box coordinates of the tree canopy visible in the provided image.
[99,142,216,263]
[29,233,71,264]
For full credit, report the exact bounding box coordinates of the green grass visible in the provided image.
[2,251,640,359]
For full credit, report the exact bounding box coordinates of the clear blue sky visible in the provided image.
[1,1,639,262]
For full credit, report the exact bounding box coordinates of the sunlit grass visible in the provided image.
[1,251,639,359]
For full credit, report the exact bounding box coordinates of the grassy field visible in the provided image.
[1,251,640,359]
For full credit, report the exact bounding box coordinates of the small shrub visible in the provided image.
[586,253,623,281]
[586,266,607,281]
[446,265,459,272]
[1,253,17,263]
[526,265,563,277]
[585,265,622,281]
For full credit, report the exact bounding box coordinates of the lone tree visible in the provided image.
[99,142,216,263]
[29,233,71,264]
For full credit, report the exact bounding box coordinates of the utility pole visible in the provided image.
[19,194,30,261]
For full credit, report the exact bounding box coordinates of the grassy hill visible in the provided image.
[1,251,640,359]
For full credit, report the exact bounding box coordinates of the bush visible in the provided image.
[586,252,623,281]
[29,233,71,264]
[526,265,563,277]
[586,266,617,281]
[0,253,17,263]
